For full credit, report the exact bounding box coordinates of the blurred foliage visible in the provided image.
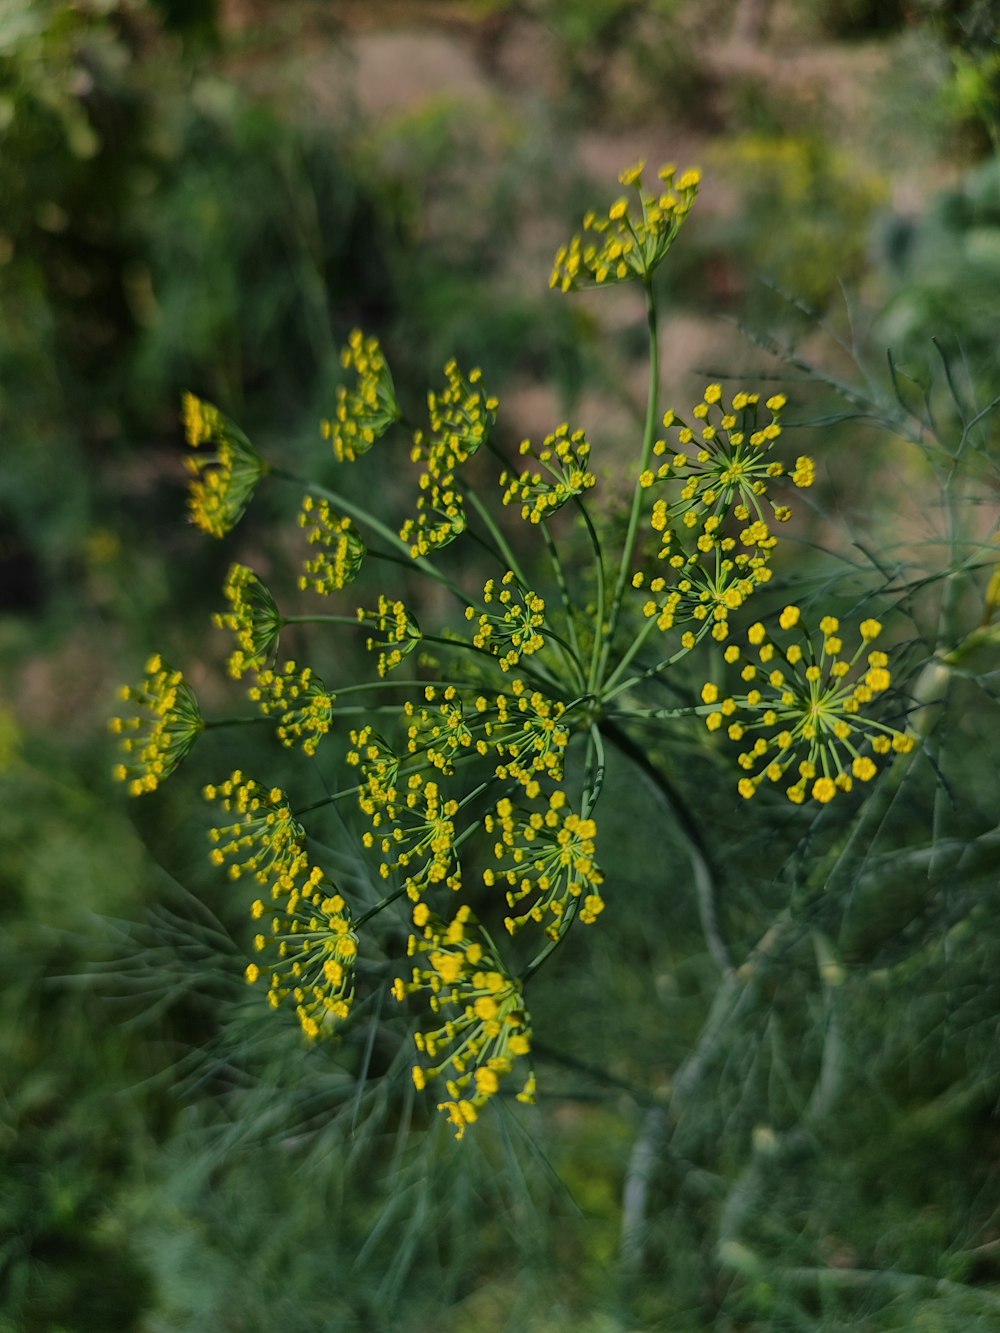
[816,0,908,38]
[708,132,888,317]
[915,0,1000,151]
[876,155,1000,386]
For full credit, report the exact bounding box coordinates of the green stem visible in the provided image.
[541,520,583,662]
[203,716,271,729]
[595,281,660,690]
[577,496,608,699]
[582,721,606,818]
[602,637,703,706]
[332,678,470,698]
[354,884,411,930]
[466,485,529,587]
[283,614,361,627]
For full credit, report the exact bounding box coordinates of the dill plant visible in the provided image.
[109,160,918,1140]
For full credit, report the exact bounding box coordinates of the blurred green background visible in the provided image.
[3,1,1000,1328]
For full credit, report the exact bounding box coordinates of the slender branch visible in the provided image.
[596,281,660,687]
[541,519,583,662]
[466,485,530,587]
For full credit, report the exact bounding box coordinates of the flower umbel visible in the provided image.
[182,393,267,538]
[500,423,597,523]
[467,571,546,672]
[110,655,203,795]
[248,662,335,756]
[485,788,604,937]
[705,609,915,803]
[358,596,421,677]
[204,773,309,895]
[400,360,498,557]
[248,869,358,1040]
[298,496,366,594]
[551,161,700,291]
[215,563,282,679]
[394,903,534,1139]
[322,329,401,463]
[649,389,808,538]
[359,768,461,896]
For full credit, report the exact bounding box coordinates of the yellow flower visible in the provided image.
[708,612,914,803]
[396,904,533,1139]
[298,496,365,594]
[248,661,335,756]
[551,162,700,291]
[485,787,603,938]
[182,394,267,538]
[322,329,401,462]
[500,424,596,523]
[214,564,282,679]
[110,655,203,796]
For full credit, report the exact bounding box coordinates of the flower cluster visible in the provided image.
[298,496,366,594]
[359,767,462,896]
[646,389,811,542]
[467,571,546,672]
[551,161,700,291]
[628,386,816,643]
[204,773,309,894]
[500,424,596,523]
[322,329,401,463]
[215,563,282,679]
[247,662,335,756]
[703,608,915,803]
[248,872,358,1040]
[484,788,604,937]
[393,903,534,1139]
[111,158,921,1142]
[346,724,400,793]
[358,595,421,677]
[110,655,203,795]
[404,687,476,775]
[476,684,570,789]
[400,360,498,557]
[633,549,771,643]
[182,392,268,538]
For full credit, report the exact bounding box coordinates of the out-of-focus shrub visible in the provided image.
[876,155,1000,389]
[708,133,888,313]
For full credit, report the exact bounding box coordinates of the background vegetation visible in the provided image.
[3,1,1000,1328]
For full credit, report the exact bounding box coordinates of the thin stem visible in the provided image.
[601,615,659,698]
[333,678,471,699]
[354,884,411,930]
[595,282,660,690]
[541,520,583,661]
[283,614,362,627]
[203,716,272,729]
[577,495,608,698]
[466,485,529,587]
[582,721,606,818]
